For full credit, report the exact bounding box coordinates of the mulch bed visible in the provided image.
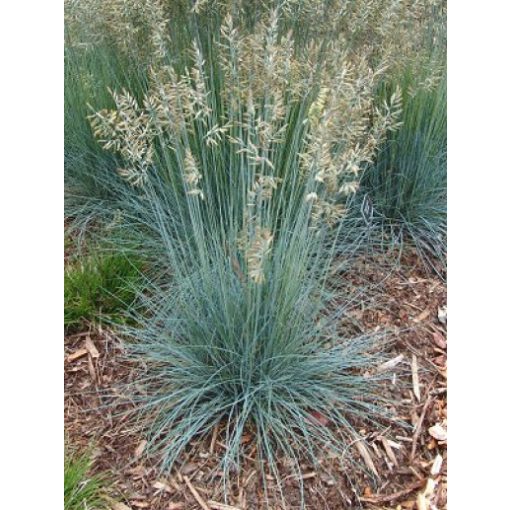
[64,251,446,510]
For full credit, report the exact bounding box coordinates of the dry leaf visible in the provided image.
[309,410,329,426]
[127,465,146,477]
[134,440,147,459]
[431,332,447,349]
[414,309,430,322]
[85,336,100,358]
[180,462,200,475]
[428,424,447,441]
[433,355,446,367]
[355,440,379,479]
[412,355,421,401]
[67,348,88,362]
[241,433,253,444]
[376,354,404,373]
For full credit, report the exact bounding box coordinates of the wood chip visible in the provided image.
[387,439,403,450]
[67,348,88,362]
[430,454,443,476]
[360,480,424,503]
[153,480,172,493]
[371,442,382,458]
[87,355,97,382]
[423,478,436,499]
[134,440,147,459]
[412,355,421,401]
[85,335,100,358]
[111,503,132,510]
[287,471,316,481]
[167,504,185,510]
[208,502,242,510]
[414,309,430,322]
[396,436,413,443]
[183,476,210,510]
[132,502,149,508]
[411,396,432,460]
[416,492,429,510]
[376,354,404,373]
[355,440,379,479]
[209,424,219,454]
[432,332,447,349]
[428,424,447,441]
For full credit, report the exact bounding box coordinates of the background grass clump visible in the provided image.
[64,252,143,330]
[362,73,446,272]
[360,17,447,272]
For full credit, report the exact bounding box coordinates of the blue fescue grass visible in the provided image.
[118,190,400,499]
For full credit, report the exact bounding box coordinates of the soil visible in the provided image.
[64,251,447,510]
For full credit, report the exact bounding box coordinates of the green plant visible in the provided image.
[64,448,107,510]
[64,252,143,329]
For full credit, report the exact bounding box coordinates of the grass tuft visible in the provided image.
[64,448,107,510]
[64,252,144,330]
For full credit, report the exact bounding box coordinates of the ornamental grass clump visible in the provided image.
[76,6,406,502]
